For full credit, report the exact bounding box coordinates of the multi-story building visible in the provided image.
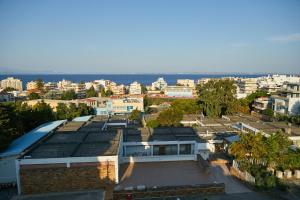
[26,81,38,91]
[236,78,258,96]
[164,86,193,98]
[44,82,57,90]
[151,77,167,91]
[57,79,72,91]
[177,79,195,88]
[85,82,100,91]
[0,77,23,91]
[109,82,125,95]
[252,97,271,112]
[129,81,142,95]
[271,82,300,115]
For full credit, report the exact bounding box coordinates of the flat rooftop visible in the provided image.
[23,117,121,159]
[119,161,251,194]
[123,127,206,142]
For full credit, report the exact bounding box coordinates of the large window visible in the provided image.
[125,145,151,157]
[153,145,177,155]
[179,144,194,155]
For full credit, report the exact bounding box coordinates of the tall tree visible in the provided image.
[86,86,97,97]
[197,79,238,117]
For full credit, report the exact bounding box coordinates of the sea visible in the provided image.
[0,74,268,88]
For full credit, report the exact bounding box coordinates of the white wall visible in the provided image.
[121,155,196,163]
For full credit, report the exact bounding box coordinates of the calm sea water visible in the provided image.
[0,74,267,88]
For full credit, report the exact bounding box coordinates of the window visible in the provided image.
[153,145,177,155]
[179,144,193,155]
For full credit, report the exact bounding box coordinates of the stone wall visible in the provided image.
[20,161,115,194]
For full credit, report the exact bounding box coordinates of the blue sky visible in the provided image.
[0,0,299,74]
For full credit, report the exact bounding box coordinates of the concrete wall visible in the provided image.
[19,161,116,194]
[121,155,196,163]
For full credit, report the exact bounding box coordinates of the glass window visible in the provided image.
[153,145,177,155]
[179,144,193,155]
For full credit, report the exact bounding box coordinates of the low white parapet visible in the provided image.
[276,171,283,179]
[284,170,292,179]
[295,170,300,179]
[121,155,197,163]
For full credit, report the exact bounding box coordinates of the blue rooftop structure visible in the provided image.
[0,120,67,158]
[72,115,92,122]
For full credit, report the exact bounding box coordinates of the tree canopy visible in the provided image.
[28,92,40,100]
[157,108,183,126]
[197,79,239,117]
[129,108,142,121]
[61,89,77,100]
[86,86,98,98]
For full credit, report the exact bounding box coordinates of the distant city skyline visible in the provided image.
[0,0,300,74]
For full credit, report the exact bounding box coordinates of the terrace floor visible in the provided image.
[118,161,251,194]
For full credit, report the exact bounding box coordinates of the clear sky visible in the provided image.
[0,0,300,74]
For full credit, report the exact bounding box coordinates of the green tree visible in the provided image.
[141,84,147,94]
[262,108,274,117]
[171,99,201,114]
[146,119,160,128]
[32,100,54,124]
[157,108,183,126]
[77,103,94,116]
[197,79,238,117]
[86,86,97,98]
[61,90,77,100]
[105,89,113,97]
[28,92,40,100]
[229,132,267,170]
[56,103,69,120]
[35,79,44,91]
[0,103,18,151]
[129,109,141,121]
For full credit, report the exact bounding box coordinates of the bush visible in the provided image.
[146,119,159,128]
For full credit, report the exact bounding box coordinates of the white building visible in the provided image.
[271,82,300,115]
[57,79,72,91]
[177,79,195,88]
[151,77,167,91]
[257,74,300,93]
[129,81,142,95]
[26,81,38,91]
[44,82,57,90]
[236,78,258,98]
[85,82,100,91]
[252,97,271,112]
[108,82,125,95]
[0,77,23,91]
[164,86,193,98]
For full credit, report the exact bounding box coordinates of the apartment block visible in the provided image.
[0,77,23,91]
[151,77,167,91]
[177,79,195,88]
[271,82,300,115]
[129,81,142,95]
